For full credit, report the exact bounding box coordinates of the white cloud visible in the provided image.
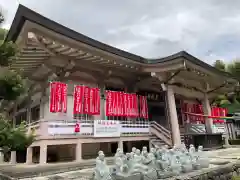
[1,0,240,64]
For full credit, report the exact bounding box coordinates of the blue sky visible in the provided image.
[1,0,240,65]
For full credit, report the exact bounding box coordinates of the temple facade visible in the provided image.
[5,5,238,164]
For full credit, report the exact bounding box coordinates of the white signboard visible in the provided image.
[48,122,93,135]
[212,125,226,134]
[187,124,226,134]
[94,120,121,137]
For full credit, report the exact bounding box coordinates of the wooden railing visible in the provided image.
[150,121,172,146]
[150,121,171,139]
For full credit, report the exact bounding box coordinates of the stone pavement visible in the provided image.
[0,147,239,179]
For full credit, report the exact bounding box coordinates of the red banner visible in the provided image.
[143,95,148,119]
[55,82,62,112]
[132,94,138,117]
[139,95,148,119]
[94,88,100,115]
[61,83,67,113]
[106,91,113,116]
[182,103,227,124]
[105,91,144,118]
[50,82,56,112]
[49,82,68,113]
[73,85,85,115]
[83,86,90,114]
[123,93,128,117]
[89,88,94,115]
[119,92,124,116]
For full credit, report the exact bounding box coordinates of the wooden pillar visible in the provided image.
[100,84,106,120]
[202,93,213,134]
[166,85,181,145]
[39,144,47,165]
[9,151,16,164]
[76,141,82,162]
[26,147,33,164]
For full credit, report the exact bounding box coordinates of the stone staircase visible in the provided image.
[150,121,186,148]
[150,121,172,147]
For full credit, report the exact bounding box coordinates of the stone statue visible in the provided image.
[197,145,209,168]
[129,149,149,175]
[141,146,148,155]
[189,144,196,154]
[170,155,182,176]
[114,150,125,174]
[114,148,121,158]
[148,148,156,162]
[188,145,200,170]
[94,143,209,180]
[132,147,137,154]
[156,146,169,171]
[180,152,193,173]
[94,151,112,180]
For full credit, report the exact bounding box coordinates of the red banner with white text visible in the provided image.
[73,85,85,115]
[49,82,68,113]
[94,88,100,115]
[89,88,100,115]
[139,95,148,119]
[105,91,143,118]
[50,82,56,113]
[181,103,228,124]
[83,86,90,114]
[106,91,113,116]
[61,83,68,113]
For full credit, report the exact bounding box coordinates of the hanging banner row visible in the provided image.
[181,103,227,124]
[49,82,148,119]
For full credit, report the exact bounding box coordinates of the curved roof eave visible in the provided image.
[5,5,238,81]
[5,4,146,64]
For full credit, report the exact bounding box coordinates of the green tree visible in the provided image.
[227,61,240,80]
[0,11,26,101]
[0,11,34,154]
[214,60,226,71]
[0,115,35,153]
[213,60,240,110]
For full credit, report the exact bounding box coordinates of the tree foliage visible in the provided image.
[213,59,240,108]
[228,61,240,80]
[0,11,26,101]
[0,10,34,152]
[0,115,35,152]
[213,60,226,72]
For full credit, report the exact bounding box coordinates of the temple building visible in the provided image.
[5,5,238,164]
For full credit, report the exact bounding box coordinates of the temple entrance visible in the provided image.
[149,103,168,127]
